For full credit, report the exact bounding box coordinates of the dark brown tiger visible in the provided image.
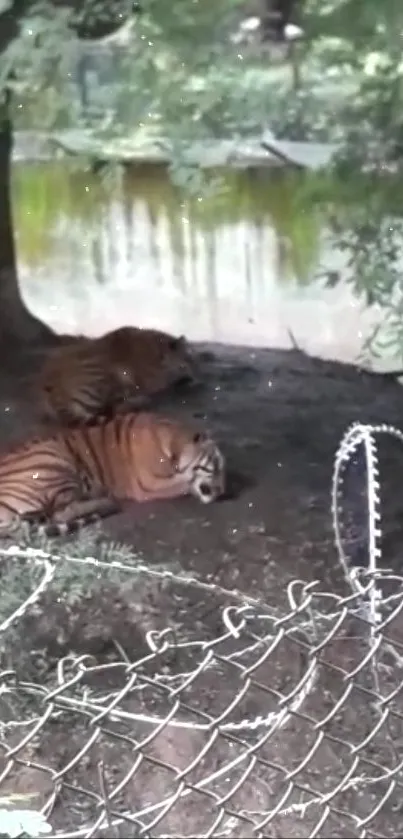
[37,326,198,426]
[0,412,225,535]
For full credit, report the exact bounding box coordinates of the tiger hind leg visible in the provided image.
[51,495,120,532]
[0,510,51,540]
[0,496,119,541]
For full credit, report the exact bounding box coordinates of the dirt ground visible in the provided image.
[2,341,403,838]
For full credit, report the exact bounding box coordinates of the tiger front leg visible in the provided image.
[100,380,150,419]
[114,389,152,414]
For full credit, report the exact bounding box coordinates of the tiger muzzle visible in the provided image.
[192,448,226,504]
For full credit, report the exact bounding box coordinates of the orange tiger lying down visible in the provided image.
[0,412,225,535]
[38,326,197,425]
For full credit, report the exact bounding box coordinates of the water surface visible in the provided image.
[12,161,382,365]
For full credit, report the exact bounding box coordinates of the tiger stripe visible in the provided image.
[37,326,198,425]
[0,412,225,534]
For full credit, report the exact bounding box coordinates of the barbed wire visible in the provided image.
[1,423,403,836]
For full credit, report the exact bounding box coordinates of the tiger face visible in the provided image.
[111,332,198,397]
[174,431,225,504]
[156,335,198,388]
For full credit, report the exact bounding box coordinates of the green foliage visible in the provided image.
[1,0,135,127]
[56,0,134,39]
[137,0,243,66]
[290,0,403,362]
[1,4,76,93]
[328,187,403,364]
[4,0,403,359]
[303,0,403,47]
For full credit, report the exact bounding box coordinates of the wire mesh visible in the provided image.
[1,422,403,837]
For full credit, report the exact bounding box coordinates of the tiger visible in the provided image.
[37,326,198,426]
[0,411,225,536]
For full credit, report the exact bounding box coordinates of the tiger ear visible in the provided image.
[169,335,186,350]
[192,431,208,445]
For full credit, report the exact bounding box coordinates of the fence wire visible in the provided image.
[1,423,403,837]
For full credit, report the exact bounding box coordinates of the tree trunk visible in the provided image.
[0,95,57,347]
[261,0,297,41]
[0,0,135,349]
[0,0,58,348]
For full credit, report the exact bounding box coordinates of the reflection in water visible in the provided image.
[12,161,382,364]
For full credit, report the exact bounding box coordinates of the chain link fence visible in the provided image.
[1,422,403,837]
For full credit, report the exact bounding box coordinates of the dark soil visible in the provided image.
[2,341,403,838]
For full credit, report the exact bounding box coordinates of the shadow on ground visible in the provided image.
[2,341,403,837]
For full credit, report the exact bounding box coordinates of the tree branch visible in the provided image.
[1,0,137,53]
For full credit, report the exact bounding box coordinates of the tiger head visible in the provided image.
[112,331,199,394]
[160,334,199,388]
[168,428,225,504]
